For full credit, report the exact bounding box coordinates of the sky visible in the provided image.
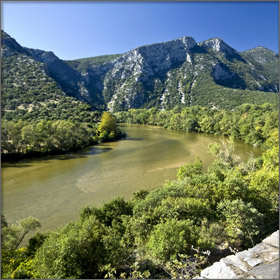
[1,1,279,60]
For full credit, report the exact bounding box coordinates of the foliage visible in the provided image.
[1,105,278,279]
[1,116,123,160]
[1,216,41,251]
[33,214,133,279]
[1,217,41,279]
[1,54,100,122]
[115,103,279,147]
[217,199,264,247]
[103,262,151,279]
[164,252,209,279]
[177,157,203,180]
[98,112,121,141]
[146,219,197,263]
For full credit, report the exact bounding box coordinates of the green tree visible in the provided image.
[1,215,41,251]
[98,112,118,140]
[146,219,196,263]
[208,139,240,168]
[34,216,107,278]
[217,199,263,248]
[177,157,203,180]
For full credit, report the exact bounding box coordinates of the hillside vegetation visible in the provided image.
[1,52,96,122]
[2,30,279,114]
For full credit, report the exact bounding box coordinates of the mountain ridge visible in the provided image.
[1,30,279,118]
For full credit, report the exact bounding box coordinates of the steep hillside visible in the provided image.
[65,36,279,111]
[242,47,279,92]
[1,31,96,122]
[1,30,279,116]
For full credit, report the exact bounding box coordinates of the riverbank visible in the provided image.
[114,104,278,149]
[1,115,125,162]
[1,132,125,162]
[1,123,278,278]
[1,124,261,233]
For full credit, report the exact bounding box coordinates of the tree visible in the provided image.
[34,216,107,279]
[177,157,203,180]
[34,215,132,279]
[98,112,118,140]
[208,139,240,168]
[1,215,41,279]
[1,215,41,251]
[217,199,263,248]
[146,219,196,263]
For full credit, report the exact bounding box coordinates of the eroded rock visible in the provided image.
[197,231,279,279]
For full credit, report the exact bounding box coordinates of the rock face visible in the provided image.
[197,230,279,279]
[1,30,279,111]
[24,47,85,101]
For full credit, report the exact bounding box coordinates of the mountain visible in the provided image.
[1,30,279,119]
[241,47,279,92]
[1,31,95,122]
[63,36,279,111]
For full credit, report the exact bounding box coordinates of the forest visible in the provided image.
[1,112,123,161]
[115,103,278,148]
[1,104,278,279]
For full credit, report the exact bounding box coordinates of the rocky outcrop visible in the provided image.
[199,38,237,56]
[109,36,196,79]
[196,230,279,279]
[2,30,279,111]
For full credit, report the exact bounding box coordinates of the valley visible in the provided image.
[1,29,279,279]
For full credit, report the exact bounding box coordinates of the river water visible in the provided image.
[1,124,261,232]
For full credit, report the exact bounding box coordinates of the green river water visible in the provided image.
[1,124,261,233]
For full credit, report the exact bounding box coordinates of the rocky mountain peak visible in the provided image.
[2,30,278,112]
[135,35,196,56]
[247,46,277,54]
[199,37,236,55]
[110,35,197,79]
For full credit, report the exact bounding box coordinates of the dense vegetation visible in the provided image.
[1,112,123,161]
[1,54,99,122]
[186,75,278,111]
[115,103,278,148]
[1,105,278,279]
[1,53,124,162]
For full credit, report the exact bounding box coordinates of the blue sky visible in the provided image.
[1,1,279,60]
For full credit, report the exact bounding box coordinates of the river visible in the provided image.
[1,124,261,232]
